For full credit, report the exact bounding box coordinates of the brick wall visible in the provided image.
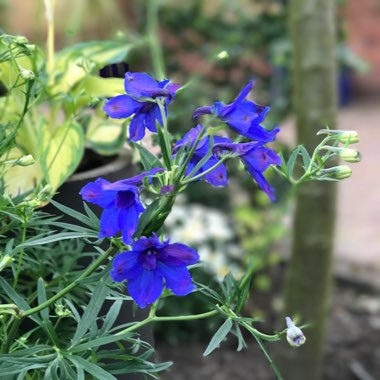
[344,0,380,94]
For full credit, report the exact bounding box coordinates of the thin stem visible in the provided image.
[246,327,283,380]
[146,0,165,81]
[13,219,27,288]
[175,125,208,184]
[181,156,229,184]
[20,246,116,318]
[44,0,55,74]
[157,100,172,170]
[115,310,218,336]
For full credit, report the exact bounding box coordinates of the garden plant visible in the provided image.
[0,1,361,379]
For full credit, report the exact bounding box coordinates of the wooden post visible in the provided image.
[278,0,338,379]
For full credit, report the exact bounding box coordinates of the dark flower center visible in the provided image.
[139,249,157,270]
[116,190,135,208]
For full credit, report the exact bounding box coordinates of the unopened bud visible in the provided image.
[317,129,359,144]
[15,36,28,44]
[17,154,35,166]
[217,51,229,60]
[0,255,14,272]
[286,317,306,348]
[18,66,35,81]
[339,148,361,163]
[55,304,72,318]
[339,131,359,144]
[318,165,352,180]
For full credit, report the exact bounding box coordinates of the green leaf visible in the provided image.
[286,146,302,178]
[234,323,247,352]
[19,231,98,247]
[68,355,117,380]
[37,278,49,321]
[203,318,233,356]
[50,200,98,229]
[298,145,311,168]
[134,198,161,237]
[39,120,84,192]
[130,142,163,170]
[71,281,109,346]
[70,332,131,353]
[99,300,122,334]
[0,278,40,323]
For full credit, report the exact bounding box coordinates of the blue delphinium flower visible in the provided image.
[103,72,180,141]
[193,81,279,142]
[110,234,199,308]
[80,169,163,244]
[173,124,232,187]
[213,141,281,201]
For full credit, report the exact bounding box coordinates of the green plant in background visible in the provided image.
[0,18,133,198]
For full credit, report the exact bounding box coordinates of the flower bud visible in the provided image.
[318,165,352,180]
[338,131,359,144]
[17,154,35,166]
[18,66,35,81]
[339,148,361,163]
[217,51,229,60]
[15,36,28,44]
[317,129,359,144]
[286,317,306,348]
[0,255,14,272]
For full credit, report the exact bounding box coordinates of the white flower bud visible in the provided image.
[286,317,306,348]
[318,165,352,180]
[339,148,361,163]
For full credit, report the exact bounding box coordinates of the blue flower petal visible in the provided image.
[132,235,163,252]
[192,106,213,120]
[158,243,199,266]
[243,163,276,201]
[243,145,282,172]
[245,125,280,142]
[129,112,147,141]
[99,206,120,238]
[110,251,142,282]
[79,178,116,208]
[157,263,195,296]
[234,81,254,104]
[118,202,144,245]
[144,104,162,132]
[202,157,228,187]
[127,269,164,308]
[124,72,160,98]
[103,95,142,119]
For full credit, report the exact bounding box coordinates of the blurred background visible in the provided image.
[1,0,379,379]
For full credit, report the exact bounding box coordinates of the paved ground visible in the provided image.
[280,98,380,287]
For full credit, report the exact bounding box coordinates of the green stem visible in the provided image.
[181,156,229,184]
[245,327,283,380]
[13,219,27,288]
[45,0,55,74]
[20,246,115,319]
[175,125,208,184]
[157,100,172,170]
[115,310,218,336]
[146,0,165,81]
[294,136,331,184]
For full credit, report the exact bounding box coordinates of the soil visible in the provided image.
[155,269,380,380]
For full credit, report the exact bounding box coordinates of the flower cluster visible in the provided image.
[82,71,282,308]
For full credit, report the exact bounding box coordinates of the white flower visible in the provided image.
[286,317,306,348]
